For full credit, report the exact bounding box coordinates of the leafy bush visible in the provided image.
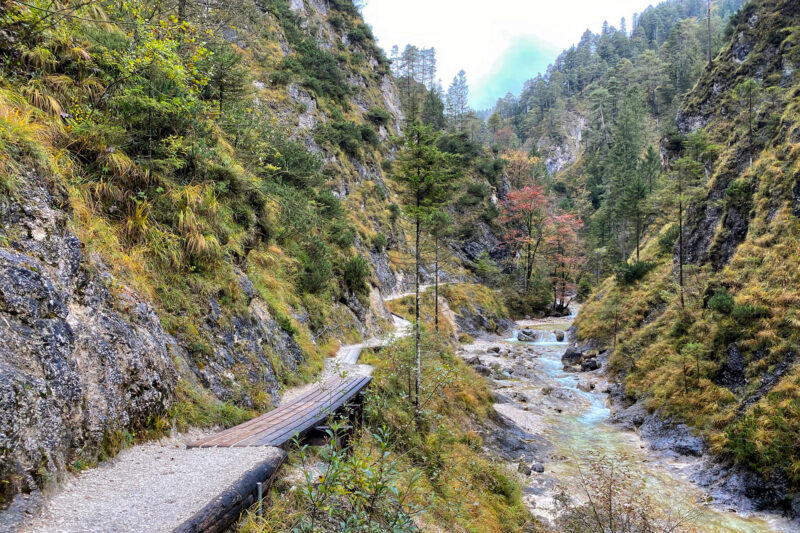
[708,288,735,314]
[436,132,481,161]
[279,39,351,103]
[347,24,373,46]
[472,252,501,286]
[313,119,376,154]
[475,157,505,185]
[658,225,680,254]
[614,260,655,285]
[316,190,344,218]
[329,219,355,248]
[724,178,751,208]
[460,182,490,206]
[343,255,370,295]
[327,13,346,31]
[577,273,593,302]
[366,107,391,126]
[300,237,333,293]
[371,232,387,251]
[359,124,379,146]
[481,202,500,222]
[503,277,551,317]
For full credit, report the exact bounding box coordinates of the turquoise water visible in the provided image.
[507,325,796,532]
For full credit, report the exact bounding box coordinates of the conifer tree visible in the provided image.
[395,124,455,413]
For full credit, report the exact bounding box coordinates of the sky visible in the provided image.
[361,0,657,109]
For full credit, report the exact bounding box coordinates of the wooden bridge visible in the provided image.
[188,376,372,449]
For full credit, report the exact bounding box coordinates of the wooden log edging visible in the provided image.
[172,448,286,533]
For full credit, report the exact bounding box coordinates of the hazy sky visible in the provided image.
[361,0,657,109]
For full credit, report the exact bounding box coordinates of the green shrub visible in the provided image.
[347,24,373,46]
[275,310,299,336]
[460,182,490,206]
[732,303,770,322]
[724,178,751,208]
[300,237,333,293]
[472,252,501,286]
[359,124,379,146]
[658,225,680,254]
[313,119,374,154]
[328,13,346,31]
[316,189,344,218]
[708,288,735,314]
[577,273,593,302]
[481,202,500,222]
[371,232,388,251]
[329,219,356,248]
[343,255,370,295]
[614,261,655,285]
[366,107,391,126]
[388,203,400,225]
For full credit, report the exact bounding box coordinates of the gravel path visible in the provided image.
[280,313,411,404]
[12,294,415,533]
[18,434,283,533]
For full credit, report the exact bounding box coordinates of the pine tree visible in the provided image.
[446,70,469,131]
[395,124,455,413]
[421,89,445,131]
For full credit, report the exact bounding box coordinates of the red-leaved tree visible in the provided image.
[500,185,548,290]
[545,212,583,312]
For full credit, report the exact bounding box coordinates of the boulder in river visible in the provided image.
[517,330,537,342]
[561,346,583,365]
[465,355,483,366]
[581,358,601,372]
[473,365,491,376]
[554,330,565,342]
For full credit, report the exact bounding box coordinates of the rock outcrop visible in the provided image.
[0,173,178,505]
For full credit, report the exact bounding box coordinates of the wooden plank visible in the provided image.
[191,378,347,447]
[232,377,370,447]
[189,376,371,449]
[189,379,348,448]
[214,379,359,448]
[237,377,370,447]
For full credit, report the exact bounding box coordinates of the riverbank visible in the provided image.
[460,314,797,532]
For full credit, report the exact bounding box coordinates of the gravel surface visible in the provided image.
[15,295,414,533]
[280,313,411,404]
[20,435,283,533]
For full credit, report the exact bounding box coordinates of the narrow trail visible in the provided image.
[9,288,416,533]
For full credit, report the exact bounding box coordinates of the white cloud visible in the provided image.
[361,0,656,107]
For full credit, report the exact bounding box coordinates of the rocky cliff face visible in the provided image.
[0,0,406,508]
[0,172,178,504]
[576,0,800,516]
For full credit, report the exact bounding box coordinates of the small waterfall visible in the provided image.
[509,329,567,346]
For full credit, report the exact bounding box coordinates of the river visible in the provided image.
[461,311,797,532]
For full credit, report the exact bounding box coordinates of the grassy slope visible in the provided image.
[0,0,402,433]
[577,0,800,494]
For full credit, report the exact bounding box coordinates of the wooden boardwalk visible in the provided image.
[188,376,371,449]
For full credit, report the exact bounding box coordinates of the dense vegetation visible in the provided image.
[242,319,534,533]
[570,0,800,507]
[0,0,403,417]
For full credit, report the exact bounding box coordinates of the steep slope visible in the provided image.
[576,0,800,515]
[0,0,410,507]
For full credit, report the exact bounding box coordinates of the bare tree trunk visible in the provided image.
[434,234,439,332]
[414,196,421,414]
[707,0,712,67]
[679,191,685,309]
